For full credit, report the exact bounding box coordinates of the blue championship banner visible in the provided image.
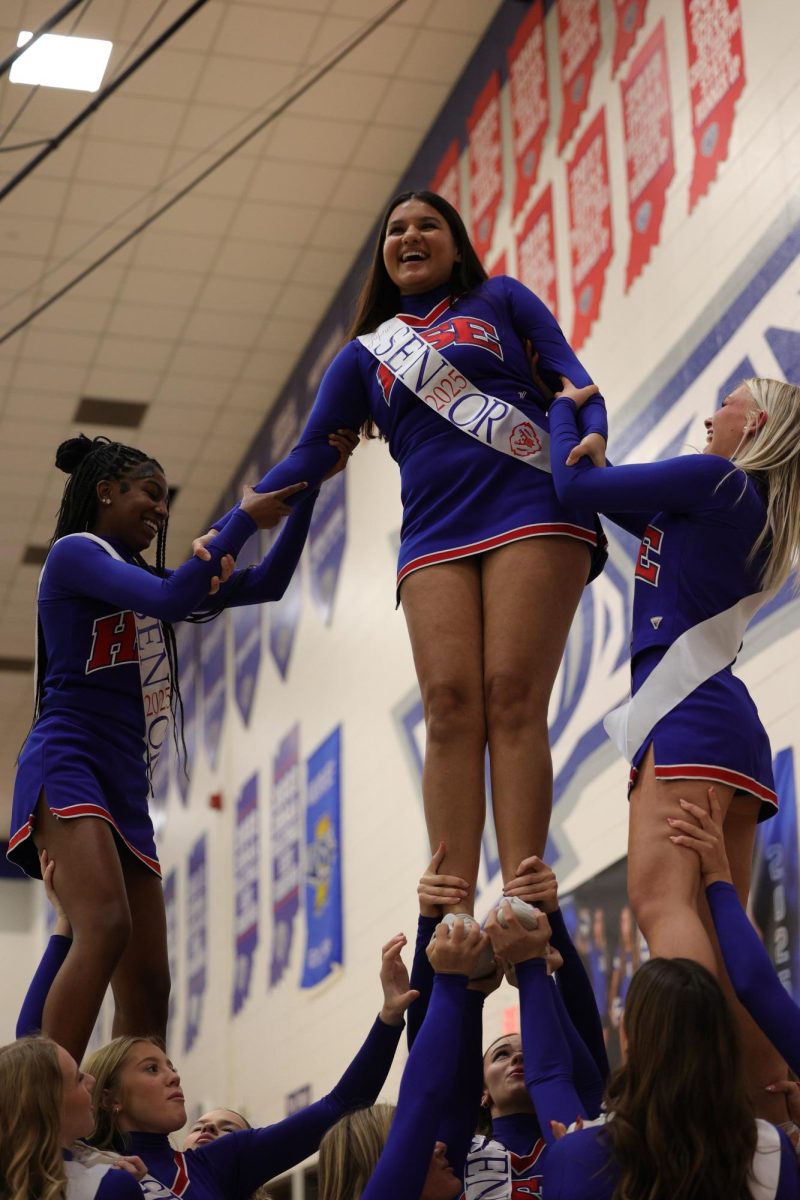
[232,773,259,1015]
[302,726,343,988]
[185,834,207,1053]
[308,471,347,626]
[201,613,226,771]
[175,623,199,806]
[270,725,301,988]
[267,527,302,681]
[163,868,178,1036]
[751,747,800,1001]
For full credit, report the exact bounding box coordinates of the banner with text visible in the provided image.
[302,726,343,988]
[270,725,302,987]
[232,772,259,1015]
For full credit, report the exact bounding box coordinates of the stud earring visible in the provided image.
[101,498,111,506]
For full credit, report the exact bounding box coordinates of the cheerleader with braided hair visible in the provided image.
[7,431,355,1063]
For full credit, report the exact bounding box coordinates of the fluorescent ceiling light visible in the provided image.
[10,31,112,92]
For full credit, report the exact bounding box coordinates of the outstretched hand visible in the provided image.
[667,786,732,884]
[503,855,558,912]
[323,429,359,480]
[40,850,71,939]
[427,916,489,978]
[485,902,550,965]
[417,841,470,917]
[379,933,419,1026]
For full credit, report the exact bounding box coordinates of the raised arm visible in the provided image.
[549,394,741,517]
[503,856,609,1089]
[670,789,800,1073]
[43,505,265,623]
[198,936,414,1198]
[17,852,73,1038]
[211,344,369,532]
[486,906,586,1143]
[503,276,607,442]
[194,489,319,614]
[362,919,489,1200]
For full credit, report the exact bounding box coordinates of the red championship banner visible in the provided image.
[507,1,549,218]
[621,21,674,290]
[516,185,558,318]
[557,0,601,152]
[684,0,745,211]
[430,138,461,211]
[468,71,503,261]
[612,0,648,77]
[567,108,612,351]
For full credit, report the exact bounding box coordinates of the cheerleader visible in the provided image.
[7,431,355,1061]
[200,190,608,907]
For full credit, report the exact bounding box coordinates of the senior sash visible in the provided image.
[358,316,552,472]
[604,590,769,763]
[57,533,173,790]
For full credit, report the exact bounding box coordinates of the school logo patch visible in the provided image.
[85,610,138,673]
[509,420,543,457]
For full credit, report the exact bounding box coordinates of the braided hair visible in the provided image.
[40,434,189,769]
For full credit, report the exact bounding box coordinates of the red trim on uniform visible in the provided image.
[397,296,452,328]
[8,803,162,876]
[397,523,597,587]
[629,762,778,809]
[171,1152,190,1197]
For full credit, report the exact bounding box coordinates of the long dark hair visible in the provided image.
[603,958,757,1200]
[41,435,188,767]
[348,190,488,438]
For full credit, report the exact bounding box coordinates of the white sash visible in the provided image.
[603,590,769,763]
[71,1143,180,1199]
[64,1159,116,1200]
[465,1136,513,1200]
[65,533,173,788]
[358,316,552,472]
[749,1120,783,1200]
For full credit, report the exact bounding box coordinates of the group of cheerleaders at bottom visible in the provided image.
[6,823,800,1200]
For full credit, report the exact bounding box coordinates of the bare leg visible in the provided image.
[481,537,589,883]
[402,559,486,910]
[32,796,131,1062]
[627,749,735,971]
[110,854,170,1042]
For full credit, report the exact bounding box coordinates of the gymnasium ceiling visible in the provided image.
[0,0,503,833]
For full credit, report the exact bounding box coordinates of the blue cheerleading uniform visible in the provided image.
[361,973,470,1200]
[8,496,318,878]
[520,955,798,1199]
[406,910,608,1199]
[707,880,800,1072]
[63,1152,148,1200]
[549,397,776,816]
[114,1017,402,1200]
[212,278,608,592]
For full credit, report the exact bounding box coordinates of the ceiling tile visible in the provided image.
[265,113,364,166]
[215,6,319,62]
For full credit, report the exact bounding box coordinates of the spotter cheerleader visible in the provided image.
[203,190,608,903]
[7,432,354,1061]
[548,378,800,971]
[488,908,799,1200]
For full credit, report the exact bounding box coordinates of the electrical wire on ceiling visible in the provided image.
[0,0,87,82]
[0,0,173,153]
[0,0,409,348]
[0,0,211,203]
[0,0,97,150]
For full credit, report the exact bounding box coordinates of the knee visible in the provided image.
[74,899,132,964]
[423,680,485,747]
[484,671,541,736]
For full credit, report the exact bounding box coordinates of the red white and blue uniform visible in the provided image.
[549,397,776,817]
[519,955,798,1199]
[213,278,607,592]
[406,910,609,1199]
[7,498,317,878]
